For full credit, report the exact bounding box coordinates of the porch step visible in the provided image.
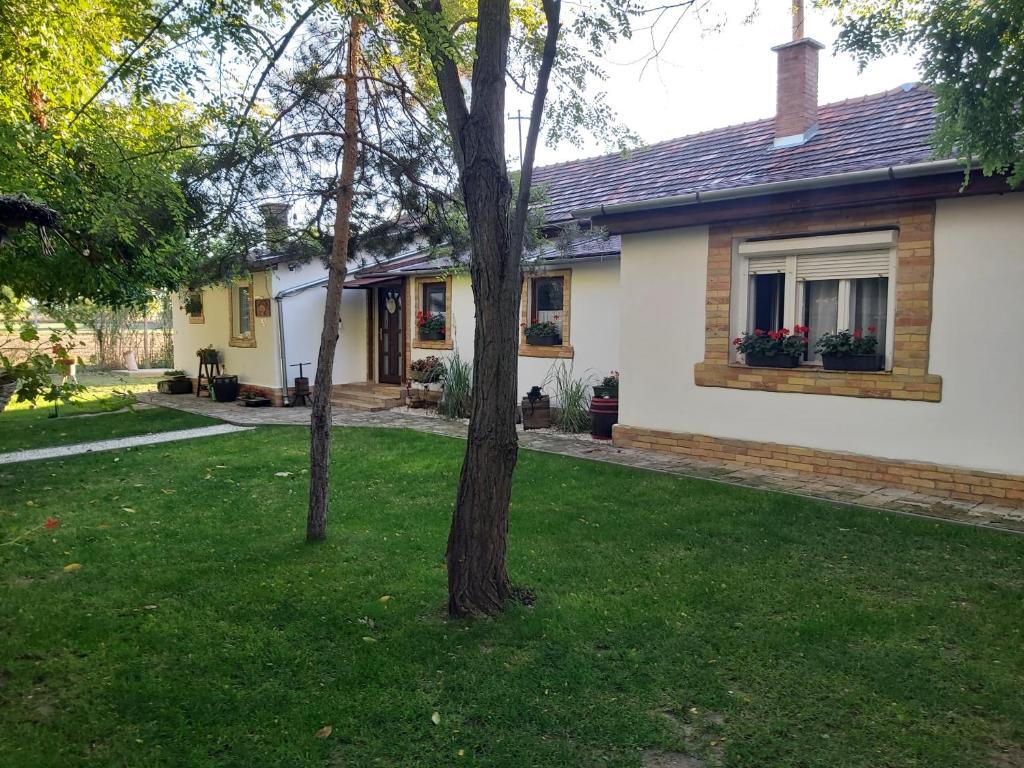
[331,382,405,412]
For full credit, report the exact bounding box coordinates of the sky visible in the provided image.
[514,1,922,168]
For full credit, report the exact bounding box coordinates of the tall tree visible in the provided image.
[400,0,720,616]
[307,17,363,541]
[821,0,1024,187]
[0,0,209,306]
[401,0,561,615]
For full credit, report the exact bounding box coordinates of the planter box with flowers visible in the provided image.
[158,370,193,395]
[416,311,446,342]
[733,326,809,368]
[816,327,883,371]
[409,355,444,383]
[522,318,562,346]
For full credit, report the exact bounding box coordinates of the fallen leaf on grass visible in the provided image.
[122,507,136,514]
[63,563,82,572]
[274,472,294,478]
[314,725,333,739]
[431,712,441,725]
[378,595,391,603]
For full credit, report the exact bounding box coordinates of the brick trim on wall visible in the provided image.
[613,424,1024,509]
[519,268,574,359]
[694,201,943,401]
[412,275,454,351]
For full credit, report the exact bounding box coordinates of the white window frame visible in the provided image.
[731,231,898,371]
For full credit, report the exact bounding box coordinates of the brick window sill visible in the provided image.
[694,360,941,401]
[412,338,453,351]
[519,343,574,359]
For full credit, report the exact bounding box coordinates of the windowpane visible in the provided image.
[424,283,446,316]
[750,273,784,331]
[851,277,888,356]
[187,291,203,318]
[237,286,251,335]
[531,276,564,335]
[534,277,563,312]
[803,280,839,363]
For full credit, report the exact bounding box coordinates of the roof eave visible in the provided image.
[570,158,970,221]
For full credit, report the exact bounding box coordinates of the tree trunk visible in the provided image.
[444,0,520,616]
[306,18,362,542]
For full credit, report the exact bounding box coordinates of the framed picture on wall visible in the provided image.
[254,298,271,318]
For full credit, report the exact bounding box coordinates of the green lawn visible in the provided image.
[0,371,216,452]
[1,427,1022,767]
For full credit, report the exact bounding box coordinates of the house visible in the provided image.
[172,24,1024,509]
[171,211,620,410]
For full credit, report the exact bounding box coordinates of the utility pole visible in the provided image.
[507,109,529,168]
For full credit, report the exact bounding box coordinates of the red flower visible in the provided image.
[754,328,764,336]
[867,325,877,334]
[780,327,790,336]
[853,329,863,339]
[44,517,60,530]
[732,337,741,346]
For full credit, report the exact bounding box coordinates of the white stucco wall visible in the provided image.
[406,259,621,405]
[280,281,367,387]
[617,193,1024,476]
[171,270,283,389]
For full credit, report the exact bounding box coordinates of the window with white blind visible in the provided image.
[734,230,898,369]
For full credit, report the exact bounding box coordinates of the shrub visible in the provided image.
[439,350,471,419]
[546,361,591,433]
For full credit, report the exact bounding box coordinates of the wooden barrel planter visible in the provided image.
[590,397,619,440]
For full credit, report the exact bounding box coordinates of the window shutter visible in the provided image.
[747,255,786,274]
[796,249,891,281]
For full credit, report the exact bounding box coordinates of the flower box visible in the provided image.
[526,335,561,346]
[158,378,193,395]
[821,353,883,372]
[419,327,445,341]
[744,352,800,368]
[239,395,272,407]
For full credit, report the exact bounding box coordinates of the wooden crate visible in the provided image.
[521,395,551,430]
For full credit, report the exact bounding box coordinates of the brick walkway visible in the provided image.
[137,392,1024,534]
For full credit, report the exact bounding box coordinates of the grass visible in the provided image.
[0,371,216,453]
[0,426,1022,767]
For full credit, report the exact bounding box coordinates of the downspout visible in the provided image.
[273,274,334,407]
[275,295,290,406]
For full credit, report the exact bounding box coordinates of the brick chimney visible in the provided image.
[771,0,824,148]
[259,202,290,249]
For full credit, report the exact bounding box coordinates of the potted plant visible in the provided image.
[157,370,192,395]
[239,391,272,407]
[522,317,562,346]
[409,355,444,383]
[416,311,446,341]
[196,345,219,365]
[592,370,619,399]
[733,326,809,368]
[590,371,619,439]
[815,327,883,371]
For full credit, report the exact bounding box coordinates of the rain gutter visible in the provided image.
[570,159,969,220]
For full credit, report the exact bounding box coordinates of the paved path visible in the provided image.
[0,424,252,465]
[137,392,1024,534]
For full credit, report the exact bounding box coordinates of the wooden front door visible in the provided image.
[377,285,404,384]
